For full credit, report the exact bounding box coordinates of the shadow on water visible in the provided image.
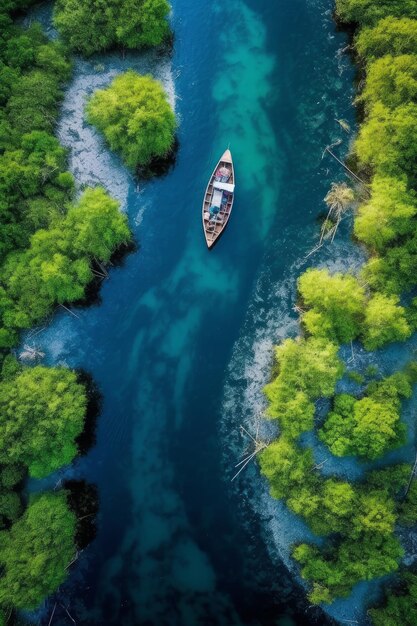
[136,137,180,179]
[65,480,99,549]
[75,371,103,456]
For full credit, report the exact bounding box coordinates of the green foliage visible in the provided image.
[355,102,417,179]
[297,269,410,350]
[258,438,314,500]
[269,337,344,400]
[361,234,417,294]
[360,55,417,110]
[287,479,355,536]
[336,0,417,26]
[354,175,417,252]
[370,573,417,626]
[399,481,417,527]
[0,492,76,609]
[294,533,404,603]
[54,0,170,56]
[0,187,130,338]
[362,293,411,350]
[0,20,73,262]
[356,18,417,59]
[366,465,409,497]
[87,70,176,170]
[261,4,417,609]
[319,373,411,460]
[0,366,87,478]
[0,1,125,620]
[263,336,344,439]
[298,269,366,343]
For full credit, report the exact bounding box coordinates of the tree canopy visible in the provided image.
[355,102,417,179]
[0,366,87,478]
[336,0,417,26]
[87,71,176,170]
[54,0,171,56]
[0,187,130,347]
[298,268,366,344]
[263,336,344,439]
[354,175,417,252]
[356,18,417,59]
[0,492,75,609]
[360,55,417,110]
[319,373,411,460]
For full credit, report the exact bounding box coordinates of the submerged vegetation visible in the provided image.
[258,0,417,621]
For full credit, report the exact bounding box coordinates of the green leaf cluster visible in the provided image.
[0,492,76,610]
[319,372,412,460]
[0,366,87,478]
[0,19,73,263]
[356,18,417,60]
[336,0,417,26]
[87,70,176,170]
[298,268,411,349]
[263,336,344,439]
[0,187,130,347]
[369,573,417,626]
[53,0,171,56]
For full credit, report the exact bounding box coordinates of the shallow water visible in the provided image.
[21,0,379,624]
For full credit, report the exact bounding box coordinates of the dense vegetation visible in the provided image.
[258,0,417,620]
[0,492,76,610]
[0,187,130,348]
[319,371,413,460]
[54,0,171,56]
[298,268,411,348]
[0,0,148,619]
[0,366,87,478]
[86,71,176,170]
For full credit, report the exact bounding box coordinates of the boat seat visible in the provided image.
[211,188,223,207]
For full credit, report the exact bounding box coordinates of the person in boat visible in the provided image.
[215,166,231,183]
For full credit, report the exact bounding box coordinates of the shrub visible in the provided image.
[87,71,176,170]
[0,366,87,478]
[356,18,417,59]
[355,102,417,179]
[0,492,76,609]
[336,0,417,26]
[298,269,366,344]
[360,55,417,110]
[54,0,170,56]
[354,175,417,252]
[319,373,411,460]
[362,293,411,350]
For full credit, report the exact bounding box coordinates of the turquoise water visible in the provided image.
[26,0,363,624]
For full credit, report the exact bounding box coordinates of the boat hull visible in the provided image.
[202,149,235,249]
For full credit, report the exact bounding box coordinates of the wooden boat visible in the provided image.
[202,149,235,249]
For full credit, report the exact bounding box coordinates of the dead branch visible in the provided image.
[47,603,57,626]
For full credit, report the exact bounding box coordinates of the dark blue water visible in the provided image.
[28,0,358,624]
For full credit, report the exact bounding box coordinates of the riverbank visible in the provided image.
[249,2,417,624]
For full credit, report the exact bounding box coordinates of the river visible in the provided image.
[27,0,360,624]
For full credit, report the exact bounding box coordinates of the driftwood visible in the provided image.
[65,551,79,570]
[335,118,351,133]
[61,604,76,625]
[325,147,370,192]
[404,451,417,498]
[47,603,57,626]
[231,423,269,482]
[59,304,80,319]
